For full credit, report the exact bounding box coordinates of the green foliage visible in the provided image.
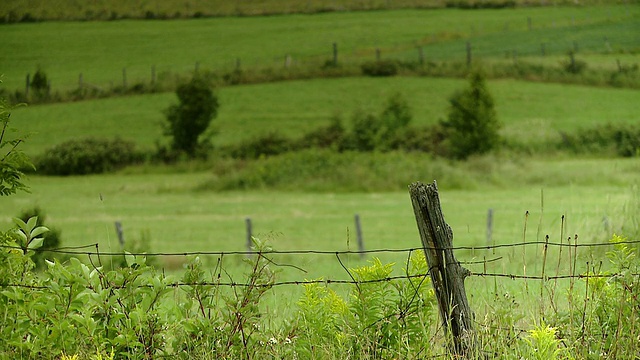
[361,60,399,77]
[553,234,640,358]
[521,323,571,360]
[562,51,588,75]
[559,123,640,157]
[36,137,142,175]
[223,131,295,160]
[17,207,62,270]
[343,93,413,151]
[296,115,346,151]
[0,87,32,196]
[30,68,50,101]
[293,254,436,358]
[163,76,219,158]
[442,69,501,159]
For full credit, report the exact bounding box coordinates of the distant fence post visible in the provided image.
[79,73,83,88]
[25,74,30,98]
[332,42,338,65]
[245,217,253,256]
[418,46,424,65]
[409,181,474,357]
[486,208,493,247]
[114,221,125,248]
[151,65,156,86]
[376,48,381,61]
[122,68,127,88]
[354,214,365,258]
[466,41,472,67]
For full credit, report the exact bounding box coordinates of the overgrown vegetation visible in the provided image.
[0,80,31,195]
[1,220,639,358]
[35,138,143,176]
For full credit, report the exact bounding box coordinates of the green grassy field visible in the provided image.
[2,4,637,92]
[9,76,640,158]
[1,157,636,272]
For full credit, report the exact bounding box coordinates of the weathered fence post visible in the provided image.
[25,74,30,98]
[466,41,472,67]
[114,221,125,248]
[409,180,474,356]
[354,214,365,258]
[245,217,253,256]
[332,42,338,66]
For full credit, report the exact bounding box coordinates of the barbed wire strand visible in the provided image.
[1,239,638,257]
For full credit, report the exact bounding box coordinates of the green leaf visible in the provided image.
[13,229,27,244]
[124,251,135,267]
[12,217,29,233]
[26,216,38,231]
[30,225,49,238]
[28,237,44,250]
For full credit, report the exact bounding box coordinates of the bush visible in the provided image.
[390,124,448,155]
[361,60,398,77]
[30,68,50,101]
[163,76,219,158]
[223,132,296,159]
[296,115,346,150]
[441,69,501,159]
[342,93,413,151]
[559,123,640,157]
[562,51,588,75]
[36,137,143,175]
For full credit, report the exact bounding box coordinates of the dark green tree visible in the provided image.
[442,70,500,159]
[163,77,219,158]
[30,68,50,100]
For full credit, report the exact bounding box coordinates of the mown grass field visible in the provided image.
[10,76,640,158]
[2,4,637,91]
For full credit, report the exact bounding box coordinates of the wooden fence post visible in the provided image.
[25,74,30,98]
[354,214,365,258]
[245,217,253,256]
[332,42,338,66]
[114,221,125,248]
[466,41,472,67]
[409,180,474,356]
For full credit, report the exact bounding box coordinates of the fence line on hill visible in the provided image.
[19,11,639,94]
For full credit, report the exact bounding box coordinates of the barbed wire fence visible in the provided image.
[1,238,638,288]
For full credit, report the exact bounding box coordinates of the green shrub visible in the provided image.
[562,51,588,75]
[162,76,219,158]
[441,69,501,159]
[342,93,413,151]
[36,137,143,175]
[390,124,448,155]
[296,115,346,150]
[29,68,50,101]
[223,131,297,159]
[292,254,436,358]
[361,60,399,77]
[559,123,640,157]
